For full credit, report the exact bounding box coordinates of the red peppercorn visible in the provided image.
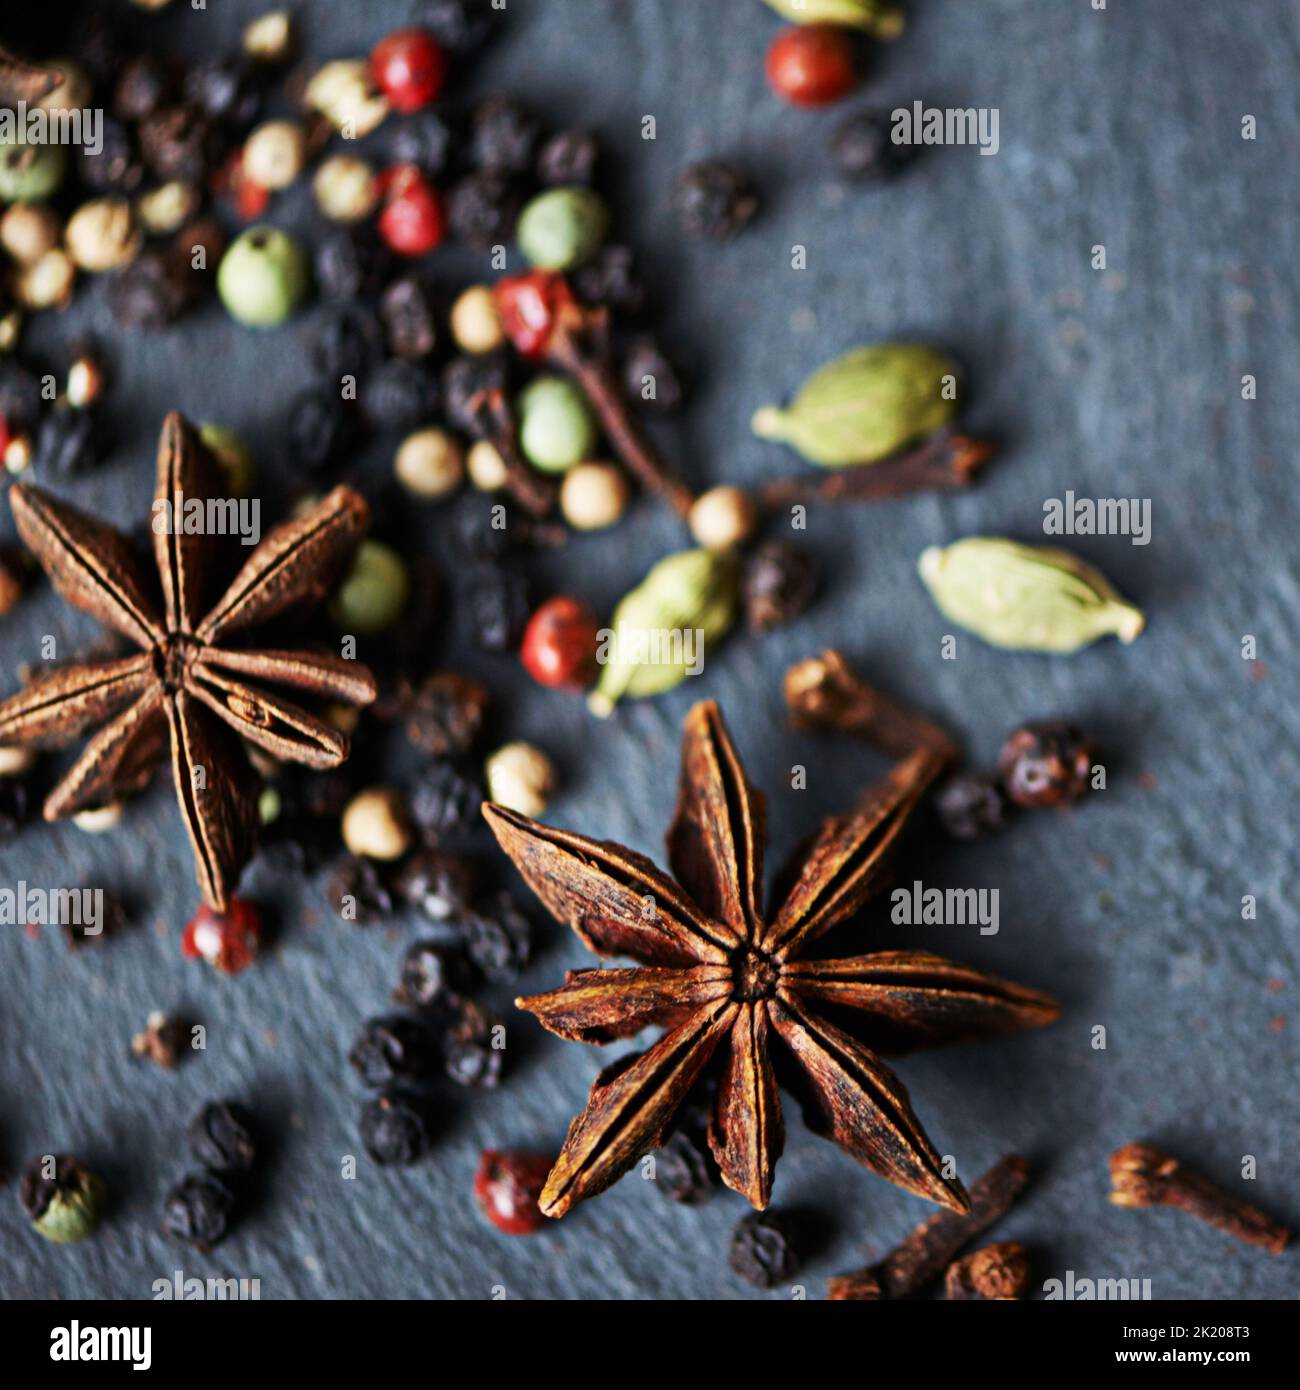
[474,1150,552,1235]
[520,596,601,691]
[181,899,262,974]
[377,165,446,257]
[213,149,271,221]
[371,28,448,114]
[493,270,575,359]
[765,25,859,108]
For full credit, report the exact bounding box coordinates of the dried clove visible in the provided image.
[944,1241,1031,1300]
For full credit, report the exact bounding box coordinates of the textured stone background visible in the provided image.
[0,0,1296,1300]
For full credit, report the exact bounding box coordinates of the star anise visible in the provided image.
[0,412,376,909]
[484,701,1058,1219]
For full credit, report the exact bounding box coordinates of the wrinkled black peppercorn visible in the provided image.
[282,387,357,475]
[393,938,472,1010]
[137,105,219,185]
[443,999,503,1089]
[0,361,42,431]
[673,161,758,240]
[410,760,482,839]
[934,772,1008,841]
[447,170,524,250]
[184,57,261,127]
[830,109,916,181]
[471,97,540,174]
[393,848,478,922]
[114,55,174,123]
[623,336,683,412]
[35,408,104,477]
[349,1015,435,1087]
[78,119,143,193]
[420,0,496,51]
[314,228,392,301]
[380,275,439,360]
[655,1109,717,1205]
[573,243,646,315]
[106,248,191,328]
[188,1101,258,1174]
[327,854,396,923]
[389,111,453,176]
[308,303,384,381]
[360,1088,434,1165]
[536,129,599,186]
[729,1211,801,1288]
[362,359,439,431]
[464,892,533,981]
[450,495,517,562]
[741,541,818,633]
[162,1171,236,1252]
[441,353,509,436]
[64,887,129,948]
[998,722,1096,809]
[405,672,490,758]
[469,561,529,652]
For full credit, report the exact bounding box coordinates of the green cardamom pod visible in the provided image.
[761,0,904,40]
[589,548,737,717]
[918,537,1145,653]
[752,343,957,467]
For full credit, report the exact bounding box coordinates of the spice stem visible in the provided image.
[784,648,958,764]
[757,430,992,511]
[828,1154,1031,1300]
[468,387,557,520]
[943,1241,1032,1301]
[548,311,697,518]
[1108,1143,1291,1255]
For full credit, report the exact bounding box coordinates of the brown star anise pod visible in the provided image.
[484,701,1058,1219]
[0,412,376,909]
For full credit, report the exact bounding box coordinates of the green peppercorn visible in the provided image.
[330,540,410,634]
[217,225,309,328]
[198,423,255,496]
[0,138,66,203]
[515,185,609,271]
[20,1154,107,1244]
[518,375,597,473]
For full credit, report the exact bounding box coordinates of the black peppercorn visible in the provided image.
[349,1015,435,1087]
[622,336,683,413]
[360,1088,435,1165]
[308,303,383,382]
[443,999,503,1089]
[419,0,496,51]
[830,109,915,181]
[998,722,1096,809]
[451,495,517,563]
[64,887,129,948]
[934,772,1008,841]
[471,97,540,173]
[536,129,599,186]
[184,57,262,127]
[464,892,532,980]
[187,1100,258,1174]
[114,54,174,123]
[441,353,509,436]
[409,760,482,839]
[106,248,191,328]
[326,854,396,923]
[34,407,104,477]
[78,119,143,193]
[162,1171,236,1252]
[729,1211,801,1288]
[314,227,392,301]
[394,848,478,923]
[380,275,439,360]
[573,243,646,315]
[673,161,758,240]
[389,111,453,176]
[393,938,472,1010]
[741,541,818,633]
[362,359,439,432]
[282,386,358,475]
[137,106,219,185]
[0,361,43,432]
[405,673,490,758]
[655,1108,718,1205]
[447,171,524,250]
[469,561,529,652]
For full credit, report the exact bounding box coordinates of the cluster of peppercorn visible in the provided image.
[935,719,1098,840]
[161,1100,260,1253]
[0,344,109,483]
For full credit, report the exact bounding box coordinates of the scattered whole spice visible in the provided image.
[623,336,683,412]
[244,10,296,64]
[934,772,1008,841]
[762,0,905,38]
[363,358,440,430]
[918,538,1145,653]
[328,854,396,923]
[360,1089,435,1166]
[1108,1142,1291,1255]
[831,108,915,180]
[410,759,482,838]
[574,243,645,315]
[331,540,412,634]
[283,387,358,475]
[422,0,496,52]
[559,460,629,530]
[518,374,598,473]
[489,702,1056,1218]
[997,721,1095,808]
[378,164,446,257]
[944,1241,1032,1300]
[729,1211,802,1288]
[341,787,414,861]
[766,25,860,108]
[107,245,189,326]
[472,96,540,173]
[405,672,490,758]
[468,560,531,652]
[371,28,448,113]
[34,408,105,477]
[20,1154,107,1244]
[654,1105,718,1205]
[217,225,309,328]
[741,540,818,632]
[688,485,759,551]
[447,169,523,249]
[520,596,601,690]
[161,1171,235,1252]
[381,274,439,358]
[393,938,472,1009]
[315,227,392,300]
[464,891,534,980]
[306,60,390,138]
[349,1016,435,1087]
[389,110,453,176]
[395,427,464,499]
[467,438,509,491]
[516,185,610,271]
[485,740,557,818]
[537,129,599,186]
[1,202,60,264]
[312,154,379,222]
[15,248,76,310]
[0,137,67,202]
[450,284,506,355]
[188,1101,258,1175]
[673,160,758,241]
[394,850,477,924]
[181,899,263,974]
[132,1011,188,1068]
[474,1150,552,1235]
[242,119,306,190]
[308,303,383,380]
[444,998,504,1089]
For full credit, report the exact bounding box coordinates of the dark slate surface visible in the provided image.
[1,0,1296,1300]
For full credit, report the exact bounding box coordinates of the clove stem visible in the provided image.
[467,387,557,521]
[944,1241,1032,1300]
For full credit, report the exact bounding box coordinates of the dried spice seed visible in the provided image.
[20,1154,106,1244]
[471,96,541,174]
[362,359,440,431]
[114,55,173,123]
[444,998,504,1088]
[998,721,1095,809]
[64,887,130,948]
[327,854,397,923]
[314,227,392,300]
[381,274,440,360]
[389,111,453,176]
[188,1101,258,1174]
[137,106,218,185]
[78,119,144,192]
[162,1171,235,1252]
[536,129,599,186]
[394,849,478,923]
[520,597,600,690]
[729,1211,801,1288]
[469,561,530,652]
[654,1104,718,1205]
[349,1016,436,1087]
[742,541,818,633]
[360,1089,435,1166]
[106,247,191,328]
[766,24,860,108]
[934,772,1007,841]
[182,900,263,973]
[944,1241,1031,1300]
[410,760,482,838]
[673,161,758,241]
[393,938,472,1010]
[420,0,496,52]
[573,243,645,315]
[308,303,384,380]
[623,336,683,413]
[447,170,523,249]
[474,1150,552,1235]
[831,108,915,181]
[405,673,490,757]
[34,408,105,477]
[282,387,358,476]
[132,1011,189,1068]
[490,702,1056,1218]
[465,892,533,980]
[0,414,377,909]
